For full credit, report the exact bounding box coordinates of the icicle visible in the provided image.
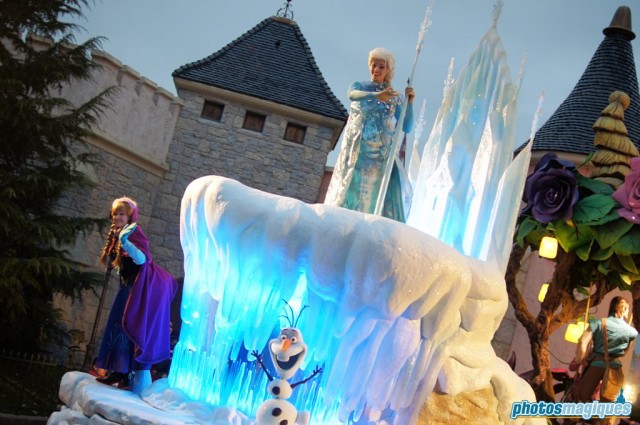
[414,99,428,144]
[407,99,428,186]
[492,0,504,27]
[373,0,435,215]
[529,92,545,143]
[444,57,456,99]
[515,51,527,96]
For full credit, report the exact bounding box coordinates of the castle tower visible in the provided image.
[526,6,640,165]
[148,9,348,276]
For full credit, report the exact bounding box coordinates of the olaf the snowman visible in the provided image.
[252,304,322,425]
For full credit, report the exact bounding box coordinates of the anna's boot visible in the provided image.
[96,371,129,386]
[131,369,152,395]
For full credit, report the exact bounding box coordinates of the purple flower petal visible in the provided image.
[522,158,578,223]
[612,157,640,224]
[618,208,640,224]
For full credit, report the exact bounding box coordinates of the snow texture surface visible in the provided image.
[49,177,544,425]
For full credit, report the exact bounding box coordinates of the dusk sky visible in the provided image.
[70,0,640,164]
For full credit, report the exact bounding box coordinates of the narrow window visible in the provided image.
[284,123,306,144]
[242,111,266,132]
[201,100,224,122]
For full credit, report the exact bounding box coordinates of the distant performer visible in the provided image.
[325,47,415,222]
[572,296,637,405]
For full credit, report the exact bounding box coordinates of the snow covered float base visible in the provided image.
[48,176,542,425]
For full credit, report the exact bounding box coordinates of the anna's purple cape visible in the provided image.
[122,226,178,364]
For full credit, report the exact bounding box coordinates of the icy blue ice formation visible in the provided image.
[169,176,539,425]
[406,3,530,273]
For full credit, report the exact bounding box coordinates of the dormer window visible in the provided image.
[242,111,266,132]
[284,123,306,144]
[201,100,224,122]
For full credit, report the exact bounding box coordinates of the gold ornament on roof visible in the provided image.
[590,91,639,188]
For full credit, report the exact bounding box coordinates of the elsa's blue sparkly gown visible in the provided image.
[325,80,413,222]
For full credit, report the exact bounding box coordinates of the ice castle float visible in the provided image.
[166,2,539,423]
[50,2,546,424]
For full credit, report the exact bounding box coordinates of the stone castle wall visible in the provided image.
[145,82,343,278]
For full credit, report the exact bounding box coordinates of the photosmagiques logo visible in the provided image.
[510,400,632,420]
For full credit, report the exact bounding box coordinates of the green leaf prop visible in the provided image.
[613,227,640,255]
[591,246,614,261]
[617,254,639,274]
[516,217,538,247]
[611,272,634,290]
[576,286,590,297]
[576,242,592,261]
[592,219,634,249]
[550,220,593,252]
[598,262,612,276]
[526,228,545,247]
[572,194,617,224]
[588,209,624,226]
[576,174,615,195]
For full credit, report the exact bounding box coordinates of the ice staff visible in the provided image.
[373,0,435,216]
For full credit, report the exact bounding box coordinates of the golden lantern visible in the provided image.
[538,283,549,302]
[565,321,589,343]
[539,236,558,259]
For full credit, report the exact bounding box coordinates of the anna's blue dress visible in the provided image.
[95,226,177,373]
[325,80,414,222]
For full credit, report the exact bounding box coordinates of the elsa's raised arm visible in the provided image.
[348,81,399,102]
[395,87,415,133]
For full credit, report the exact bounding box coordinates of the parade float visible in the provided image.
[49,1,548,424]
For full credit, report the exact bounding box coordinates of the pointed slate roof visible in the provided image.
[172,16,348,122]
[523,6,640,155]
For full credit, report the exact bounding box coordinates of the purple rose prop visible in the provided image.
[523,153,580,223]
[533,152,577,173]
[612,157,640,224]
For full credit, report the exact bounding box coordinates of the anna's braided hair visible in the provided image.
[100,222,121,269]
[99,197,138,269]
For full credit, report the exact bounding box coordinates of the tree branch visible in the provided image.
[505,243,536,331]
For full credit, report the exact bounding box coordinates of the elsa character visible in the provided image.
[325,47,415,222]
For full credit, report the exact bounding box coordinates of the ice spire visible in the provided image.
[492,0,504,27]
[407,98,428,186]
[373,0,435,215]
[407,0,529,272]
[408,58,456,189]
